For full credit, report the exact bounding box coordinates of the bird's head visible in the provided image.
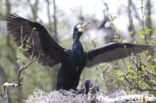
[74,22,89,32]
[85,80,93,90]
[73,22,90,38]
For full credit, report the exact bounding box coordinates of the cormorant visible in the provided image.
[84,80,93,94]
[6,14,151,90]
[84,80,99,94]
[74,80,93,94]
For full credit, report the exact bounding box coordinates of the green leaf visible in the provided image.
[92,38,96,41]
[141,65,145,71]
[139,34,144,38]
[27,45,31,49]
[16,60,20,63]
[152,80,156,83]
[145,14,150,18]
[20,43,24,48]
[26,39,30,43]
[141,74,145,77]
[118,77,123,81]
[128,69,136,74]
[17,55,22,59]
[110,25,114,29]
[127,74,136,79]
[139,31,144,35]
[17,49,22,53]
[116,70,121,76]
[127,65,131,69]
[150,35,154,39]
[99,63,102,67]
[138,80,141,84]
[138,71,141,75]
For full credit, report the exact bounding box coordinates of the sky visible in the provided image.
[13,0,156,32]
[12,0,156,42]
[37,0,155,32]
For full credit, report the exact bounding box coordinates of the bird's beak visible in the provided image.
[77,21,91,32]
[80,21,90,29]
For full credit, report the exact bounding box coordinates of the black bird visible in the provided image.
[74,80,93,94]
[84,80,93,94]
[84,80,100,94]
[95,84,100,92]
[6,15,151,90]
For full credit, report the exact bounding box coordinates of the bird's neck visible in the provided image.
[72,35,83,53]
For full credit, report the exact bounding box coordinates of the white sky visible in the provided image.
[12,0,156,39]
[37,0,155,32]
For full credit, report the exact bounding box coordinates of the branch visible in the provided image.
[134,86,156,92]
[17,58,38,86]
[123,71,156,92]
[144,75,156,87]
[123,75,133,86]
[2,58,37,87]
[2,58,37,103]
[145,70,156,78]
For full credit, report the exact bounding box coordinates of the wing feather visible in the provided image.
[86,42,151,67]
[6,14,67,67]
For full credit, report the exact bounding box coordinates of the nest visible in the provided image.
[25,89,156,103]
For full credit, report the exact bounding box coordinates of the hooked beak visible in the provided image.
[80,21,91,29]
[78,21,91,32]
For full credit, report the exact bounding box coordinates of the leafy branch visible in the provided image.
[2,28,39,103]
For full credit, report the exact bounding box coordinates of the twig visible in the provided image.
[123,75,133,86]
[17,58,38,86]
[134,86,156,92]
[144,75,156,87]
[2,58,37,103]
[3,86,8,103]
[145,70,156,78]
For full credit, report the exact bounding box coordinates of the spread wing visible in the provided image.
[6,14,68,67]
[86,42,151,67]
